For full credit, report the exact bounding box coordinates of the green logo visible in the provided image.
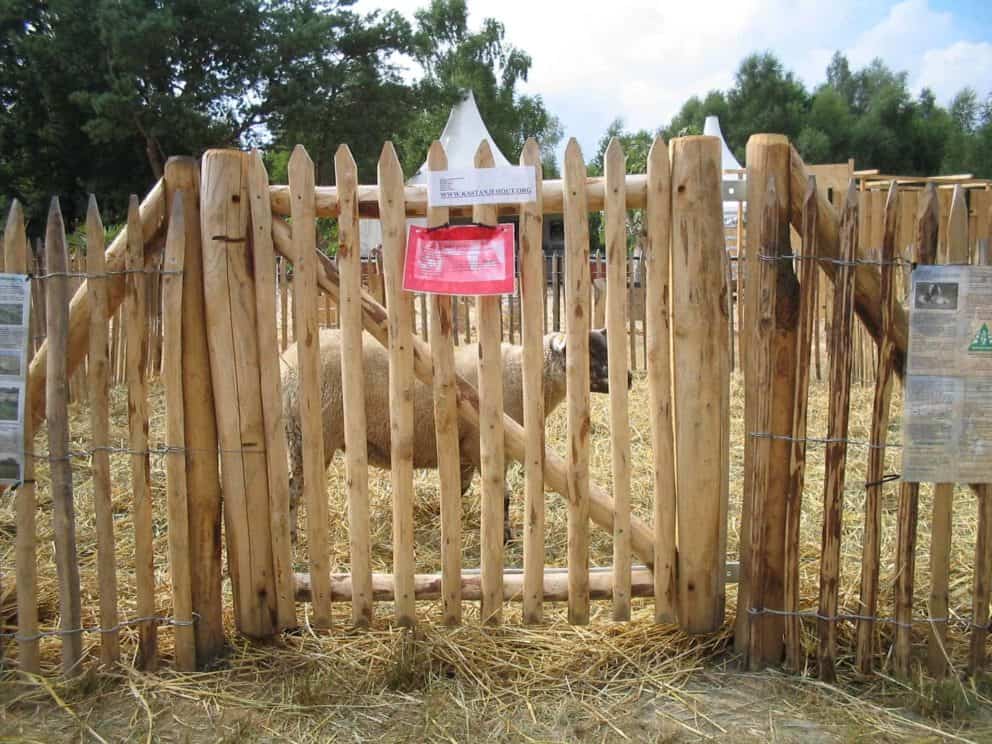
[969,323,992,352]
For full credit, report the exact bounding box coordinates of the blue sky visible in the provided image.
[354,0,992,163]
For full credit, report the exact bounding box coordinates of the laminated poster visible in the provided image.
[903,265,992,483]
[403,223,515,296]
[0,274,31,485]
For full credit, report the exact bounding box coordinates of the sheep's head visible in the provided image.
[548,328,632,394]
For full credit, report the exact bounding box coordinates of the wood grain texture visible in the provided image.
[671,136,728,635]
[894,184,938,679]
[474,141,506,625]
[161,195,196,671]
[604,138,632,621]
[856,181,899,675]
[247,151,296,631]
[563,139,591,625]
[928,184,968,678]
[817,182,858,683]
[335,144,374,627]
[46,199,83,675]
[378,142,417,627]
[164,157,224,666]
[519,139,546,625]
[424,142,461,626]
[644,138,677,624]
[742,134,799,665]
[294,566,662,603]
[85,197,119,667]
[5,201,39,672]
[288,145,332,628]
[785,177,818,671]
[125,195,157,670]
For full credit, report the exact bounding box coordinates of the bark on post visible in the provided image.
[46,198,83,675]
[894,184,939,678]
[740,134,799,666]
[5,202,39,673]
[645,137,677,623]
[519,139,546,625]
[856,181,899,675]
[424,142,462,626]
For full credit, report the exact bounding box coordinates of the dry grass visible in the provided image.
[2,351,992,741]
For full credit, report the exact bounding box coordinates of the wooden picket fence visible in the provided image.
[3,132,991,684]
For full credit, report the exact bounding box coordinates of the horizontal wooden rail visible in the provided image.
[27,180,167,432]
[294,567,655,603]
[270,175,649,219]
[294,563,741,604]
[788,146,909,373]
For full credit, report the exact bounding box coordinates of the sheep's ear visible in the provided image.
[551,333,566,355]
[597,326,607,337]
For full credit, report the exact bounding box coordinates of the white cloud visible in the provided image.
[916,41,992,100]
[353,0,990,159]
[845,0,955,72]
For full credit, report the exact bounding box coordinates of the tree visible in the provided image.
[393,0,561,176]
[651,50,991,178]
[723,53,809,160]
[0,0,415,227]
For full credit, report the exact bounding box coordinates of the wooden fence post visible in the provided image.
[519,139,546,625]
[475,141,506,625]
[288,146,332,628]
[335,144,374,627]
[5,201,39,674]
[605,138,632,621]
[817,182,859,683]
[645,137,677,623]
[85,197,120,667]
[164,157,225,664]
[125,195,158,671]
[378,142,417,627]
[894,184,939,678]
[928,185,969,678]
[741,134,800,666]
[784,176,818,671]
[161,195,197,671]
[46,198,83,675]
[201,149,279,638]
[246,152,297,632]
[671,136,729,634]
[563,139,592,625]
[856,181,899,675]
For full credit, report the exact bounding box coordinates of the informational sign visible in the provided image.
[427,166,536,207]
[903,265,992,483]
[403,223,515,296]
[0,274,31,484]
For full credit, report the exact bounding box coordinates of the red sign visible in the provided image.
[403,223,515,296]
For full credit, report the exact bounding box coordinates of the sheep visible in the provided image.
[280,327,625,542]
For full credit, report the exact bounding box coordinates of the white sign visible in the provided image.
[903,265,992,483]
[0,273,31,485]
[427,166,536,207]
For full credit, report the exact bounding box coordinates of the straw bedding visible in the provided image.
[1,368,991,741]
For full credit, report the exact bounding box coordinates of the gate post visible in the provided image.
[737,134,800,667]
[164,157,226,663]
[199,149,279,638]
[670,136,730,634]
